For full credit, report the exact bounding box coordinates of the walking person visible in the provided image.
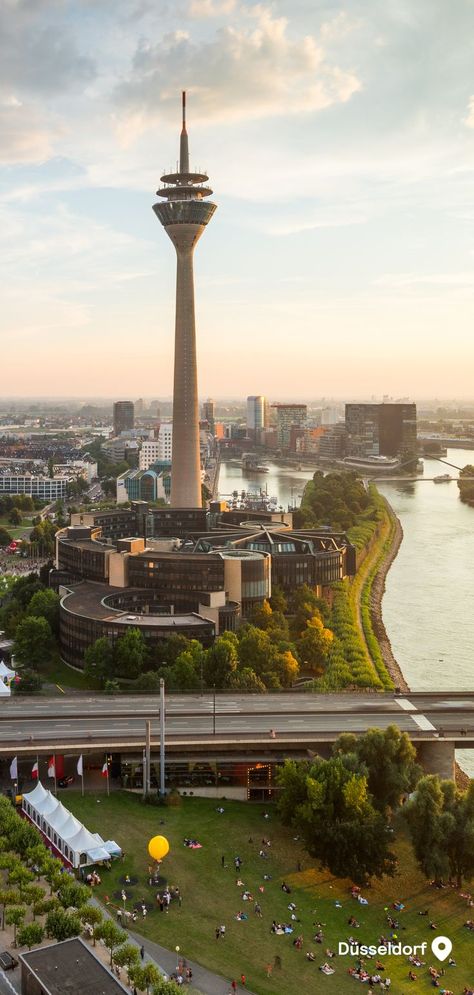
[140,945,145,961]
[221,854,225,868]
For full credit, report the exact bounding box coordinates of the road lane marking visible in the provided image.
[396,698,417,711]
[411,714,437,731]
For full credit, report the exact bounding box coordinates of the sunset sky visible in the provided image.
[1,0,474,399]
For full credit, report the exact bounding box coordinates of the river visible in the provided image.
[219,450,474,774]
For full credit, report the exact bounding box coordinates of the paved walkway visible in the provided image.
[129,929,253,995]
[94,897,253,995]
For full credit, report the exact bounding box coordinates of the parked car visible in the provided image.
[58,775,75,788]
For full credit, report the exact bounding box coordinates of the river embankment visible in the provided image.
[368,499,409,693]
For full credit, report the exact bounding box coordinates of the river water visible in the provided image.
[219,451,474,773]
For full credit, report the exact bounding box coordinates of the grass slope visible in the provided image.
[65,793,474,995]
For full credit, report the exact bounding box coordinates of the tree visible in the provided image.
[45,908,81,942]
[84,637,114,687]
[113,941,140,976]
[277,755,396,885]
[129,963,162,994]
[8,508,22,526]
[17,922,45,949]
[270,585,288,614]
[405,776,474,886]
[79,905,103,945]
[0,889,20,931]
[6,906,25,946]
[27,589,61,637]
[57,880,90,910]
[12,669,43,695]
[114,628,148,679]
[135,671,161,690]
[154,634,191,667]
[9,865,35,899]
[96,919,127,966]
[296,616,333,675]
[291,584,330,631]
[13,615,53,671]
[333,725,422,812]
[229,667,266,692]
[204,633,239,688]
[0,527,13,547]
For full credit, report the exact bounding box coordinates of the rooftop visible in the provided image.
[20,937,129,995]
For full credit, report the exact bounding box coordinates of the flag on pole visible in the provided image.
[31,761,39,779]
[9,757,18,780]
[101,762,108,777]
[77,755,83,777]
[47,757,55,779]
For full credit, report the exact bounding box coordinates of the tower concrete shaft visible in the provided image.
[153,91,216,508]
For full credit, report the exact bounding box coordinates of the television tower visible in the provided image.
[153,92,216,508]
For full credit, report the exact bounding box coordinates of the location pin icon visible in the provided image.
[431,936,452,962]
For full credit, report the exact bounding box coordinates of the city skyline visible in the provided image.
[1,0,474,397]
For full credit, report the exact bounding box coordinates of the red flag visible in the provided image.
[31,762,38,779]
[47,757,55,778]
[101,762,108,777]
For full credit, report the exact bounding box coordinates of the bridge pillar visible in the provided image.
[417,740,456,780]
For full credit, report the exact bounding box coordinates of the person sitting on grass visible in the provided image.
[320,963,335,975]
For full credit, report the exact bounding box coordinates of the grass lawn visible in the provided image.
[44,654,99,691]
[64,792,474,995]
[0,515,34,539]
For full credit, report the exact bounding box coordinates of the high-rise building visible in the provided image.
[246,396,265,441]
[202,399,215,434]
[345,403,417,461]
[153,92,216,508]
[113,401,134,437]
[272,404,307,449]
[139,424,173,469]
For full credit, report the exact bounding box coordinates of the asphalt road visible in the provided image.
[2,693,474,751]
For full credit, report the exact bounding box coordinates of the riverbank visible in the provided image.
[368,497,409,693]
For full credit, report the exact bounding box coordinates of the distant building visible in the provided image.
[0,474,70,500]
[134,397,145,417]
[202,399,215,434]
[139,424,173,469]
[318,424,347,462]
[246,396,266,441]
[116,466,170,504]
[113,400,134,437]
[273,404,307,449]
[345,403,417,462]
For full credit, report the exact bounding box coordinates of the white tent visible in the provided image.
[22,781,121,868]
[0,661,15,680]
[0,681,10,696]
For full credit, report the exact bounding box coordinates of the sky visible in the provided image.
[1,0,473,400]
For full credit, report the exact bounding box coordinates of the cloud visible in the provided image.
[0,7,96,95]
[188,0,236,16]
[0,103,58,164]
[114,3,361,135]
[465,95,474,129]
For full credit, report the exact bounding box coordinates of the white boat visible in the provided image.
[433,474,452,483]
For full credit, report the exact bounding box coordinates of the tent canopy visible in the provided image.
[87,846,111,862]
[0,661,15,679]
[0,681,10,696]
[23,781,49,806]
[22,780,121,868]
[104,840,122,856]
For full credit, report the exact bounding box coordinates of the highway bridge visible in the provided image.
[1,692,474,779]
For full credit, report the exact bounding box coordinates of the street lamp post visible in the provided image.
[159,678,166,796]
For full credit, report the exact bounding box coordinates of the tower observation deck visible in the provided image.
[153,92,217,508]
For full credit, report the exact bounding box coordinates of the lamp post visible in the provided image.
[213,686,216,736]
[160,678,166,796]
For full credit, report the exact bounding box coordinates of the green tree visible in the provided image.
[45,908,81,942]
[277,755,396,884]
[135,671,161,690]
[0,889,20,931]
[9,865,35,899]
[0,527,13,547]
[333,725,422,812]
[27,589,61,637]
[404,775,452,880]
[84,637,114,687]
[114,628,148,679]
[229,667,266,692]
[79,905,103,945]
[113,941,140,975]
[13,615,53,670]
[269,585,288,614]
[6,906,25,946]
[8,508,22,526]
[296,616,333,675]
[17,922,45,949]
[57,880,90,910]
[96,919,127,966]
[129,963,162,994]
[204,633,239,688]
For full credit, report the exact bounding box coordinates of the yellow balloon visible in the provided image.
[148,835,170,861]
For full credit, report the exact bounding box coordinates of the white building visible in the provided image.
[139,424,172,469]
[0,475,71,500]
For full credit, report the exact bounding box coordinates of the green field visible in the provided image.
[0,515,34,539]
[64,792,474,995]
